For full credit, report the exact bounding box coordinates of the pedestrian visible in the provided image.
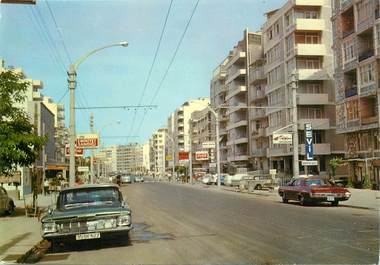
[43,179,49,195]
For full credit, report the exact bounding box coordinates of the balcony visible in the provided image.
[297,69,330,80]
[57,104,64,111]
[235,137,248,144]
[252,148,266,157]
[358,50,374,62]
[297,93,328,105]
[360,83,377,97]
[267,146,292,157]
[361,116,378,125]
[299,143,331,155]
[226,85,247,100]
[226,69,246,84]
[250,89,266,102]
[341,0,353,10]
[251,109,266,120]
[32,80,43,88]
[293,0,324,6]
[233,155,249,161]
[226,103,247,115]
[295,44,326,57]
[290,18,324,32]
[226,51,246,68]
[342,29,355,39]
[226,119,247,130]
[252,127,266,138]
[297,118,330,130]
[32,91,41,99]
[345,87,357,98]
[219,129,227,136]
[249,66,265,83]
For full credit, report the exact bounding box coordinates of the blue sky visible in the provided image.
[0,0,284,147]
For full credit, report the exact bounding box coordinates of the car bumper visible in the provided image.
[42,226,132,240]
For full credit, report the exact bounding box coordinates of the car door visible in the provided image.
[284,179,295,200]
[0,187,6,211]
[292,179,303,199]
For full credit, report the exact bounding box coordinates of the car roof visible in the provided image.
[61,183,120,192]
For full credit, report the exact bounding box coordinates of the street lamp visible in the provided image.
[68,41,128,187]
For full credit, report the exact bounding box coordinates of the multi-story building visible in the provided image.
[190,107,215,173]
[260,0,345,177]
[331,0,380,189]
[142,142,150,173]
[42,97,67,165]
[210,30,261,172]
[149,128,167,177]
[166,98,210,165]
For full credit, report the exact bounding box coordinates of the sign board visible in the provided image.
[76,133,99,149]
[78,166,89,172]
[209,162,216,168]
[195,151,209,161]
[165,155,173,161]
[65,144,84,157]
[178,151,189,161]
[273,133,293,144]
[269,169,277,175]
[301,160,318,166]
[202,141,215,149]
[304,123,313,160]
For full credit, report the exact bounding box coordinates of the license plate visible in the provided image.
[327,196,335,201]
[76,233,100,240]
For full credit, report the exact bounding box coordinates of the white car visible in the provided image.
[225,174,246,186]
[121,175,132,184]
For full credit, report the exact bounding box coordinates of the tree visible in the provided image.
[0,70,46,176]
[329,157,344,180]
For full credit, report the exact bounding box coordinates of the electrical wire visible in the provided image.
[127,0,174,139]
[134,0,201,138]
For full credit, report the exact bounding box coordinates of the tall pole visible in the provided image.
[215,112,221,188]
[291,72,299,178]
[68,65,76,187]
[67,41,128,187]
[189,119,193,184]
[90,113,94,183]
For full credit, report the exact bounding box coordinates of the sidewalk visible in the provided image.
[172,181,380,211]
[0,193,56,263]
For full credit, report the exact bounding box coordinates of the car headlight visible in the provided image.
[42,222,57,234]
[345,192,351,198]
[117,214,131,226]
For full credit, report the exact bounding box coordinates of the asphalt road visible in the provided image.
[39,182,379,264]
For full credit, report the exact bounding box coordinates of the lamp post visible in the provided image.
[68,41,128,187]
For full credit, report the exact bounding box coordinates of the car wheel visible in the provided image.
[255,184,262,190]
[281,193,288,203]
[331,201,339,206]
[5,201,14,215]
[298,195,307,206]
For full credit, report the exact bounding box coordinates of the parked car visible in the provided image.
[41,184,132,244]
[0,187,15,215]
[134,176,144,183]
[278,177,351,206]
[121,175,132,184]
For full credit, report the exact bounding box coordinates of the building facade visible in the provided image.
[331,0,380,189]
[190,107,216,173]
[149,128,167,177]
[166,98,210,165]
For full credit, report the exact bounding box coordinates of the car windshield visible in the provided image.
[305,179,328,186]
[58,188,121,210]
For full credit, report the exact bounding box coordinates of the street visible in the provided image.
[38,182,379,264]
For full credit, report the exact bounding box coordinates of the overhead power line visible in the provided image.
[75,105,158,110]
[128,0,174,138]
[134,0,201,137]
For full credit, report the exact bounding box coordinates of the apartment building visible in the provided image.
[149,128,167,176]
[210,30,261,172]
[166,98,210,165]
[261,0,345,177]
[42,97,67,165]
[331,0,380,189]
[190,107,216,173]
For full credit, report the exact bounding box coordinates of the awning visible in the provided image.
[47,164,68,171]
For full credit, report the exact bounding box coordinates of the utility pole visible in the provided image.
[68,66,76,187]
[291,72,299,178]
[189,119,193,185]
[90,113,94,183]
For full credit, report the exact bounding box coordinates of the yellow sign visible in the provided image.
[165,155,173,161]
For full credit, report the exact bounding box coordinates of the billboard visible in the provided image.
[65,144,84,157]
[76,133,99,149]
[273,133,292,144]
[202,141,215,149]
[195,151,209,161]
[304,123,313,160]
[178,151,189,161]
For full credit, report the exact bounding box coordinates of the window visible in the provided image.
[359,63,375,85]
[297,58,322,69]
[346,100,359,120]
[343,40,356,63]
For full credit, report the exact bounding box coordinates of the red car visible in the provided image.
[278,177,351,206]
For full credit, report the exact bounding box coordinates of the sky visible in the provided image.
[0,0,285,147]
